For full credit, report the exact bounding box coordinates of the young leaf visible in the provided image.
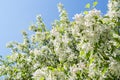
[83,11,88,15]
[85,3,90,8]
[93,1,98,7]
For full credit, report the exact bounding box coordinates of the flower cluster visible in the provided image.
[0,0,120,79]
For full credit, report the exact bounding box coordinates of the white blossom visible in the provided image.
[0,0,120,79]
[32,68,47,79]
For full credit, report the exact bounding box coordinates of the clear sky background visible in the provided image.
[0,0,108,57]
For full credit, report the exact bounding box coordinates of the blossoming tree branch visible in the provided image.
[0,0,120,79]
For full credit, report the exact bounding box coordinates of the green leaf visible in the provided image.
[90,57,94,64]
[93,1,98,7]
[79,50,85,56]
[83,11,88,15]
[117,22,120,26]
[102,67,108,75]
[40,77,45,80]
[85,3,90,8]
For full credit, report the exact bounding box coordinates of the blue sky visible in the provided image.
[0,0,108,57]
